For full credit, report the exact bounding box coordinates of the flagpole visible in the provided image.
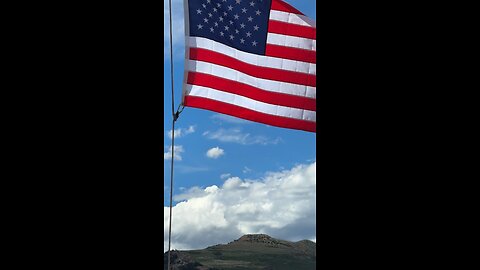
[167,0,175,269]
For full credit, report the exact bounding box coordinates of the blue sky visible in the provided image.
[164,0,316,251]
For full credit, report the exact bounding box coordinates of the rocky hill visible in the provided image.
[164,234,316,270]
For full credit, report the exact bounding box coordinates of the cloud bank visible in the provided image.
[164,161,316,252]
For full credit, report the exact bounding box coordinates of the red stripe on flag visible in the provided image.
[271,0,303,15]
[190,48,316,87]
[187,72,316,111]
[265,44,316,64]
[184,96,316,132]
[268,20,316,40]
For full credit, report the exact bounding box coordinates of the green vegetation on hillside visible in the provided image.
[164,234,316,270]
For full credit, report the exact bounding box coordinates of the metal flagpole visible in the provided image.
[167,0,188,267]
[167,0,176,269]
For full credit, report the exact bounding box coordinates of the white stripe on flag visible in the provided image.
[185,84,316,122]
[188,37,316,75]
[269,10,316,28]
[187,60,316,99]
[266,33,316,51]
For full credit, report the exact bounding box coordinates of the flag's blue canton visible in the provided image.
[188,0,272,55]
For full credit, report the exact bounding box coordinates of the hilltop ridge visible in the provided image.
[164,234,316,270]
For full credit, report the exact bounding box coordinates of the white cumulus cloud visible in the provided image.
[164,161,316,252]
[206,147,225,159]
[164,145,184,161]
[168,125,195,139]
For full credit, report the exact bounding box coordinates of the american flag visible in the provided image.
[181,0,316,132]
